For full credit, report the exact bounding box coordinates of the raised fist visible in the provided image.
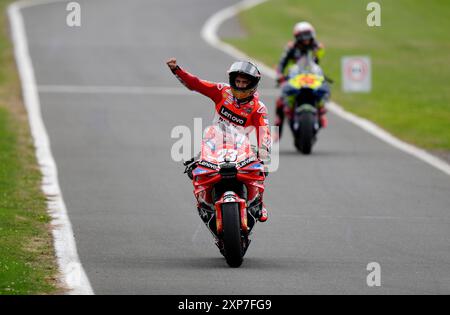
[166,58,178,71]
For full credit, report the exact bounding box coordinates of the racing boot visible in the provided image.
[258,205,268,222]
[250,201,268,222]
[254,203,268,222]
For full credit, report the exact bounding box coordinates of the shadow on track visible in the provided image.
[95,255,319,271]
[277,148,354,157]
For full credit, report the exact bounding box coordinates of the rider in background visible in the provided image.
[275,21,328,140]
[166,58,271,222]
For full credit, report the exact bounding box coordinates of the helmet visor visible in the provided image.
[296,31,313,42]
[228,61,261,78]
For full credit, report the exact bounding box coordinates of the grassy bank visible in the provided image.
[0,0,59,294]
[225,0,450,151]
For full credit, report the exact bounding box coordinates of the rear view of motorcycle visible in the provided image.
[283,53,330,154]
[184,124,266,267]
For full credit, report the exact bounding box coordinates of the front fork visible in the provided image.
[214,191,248,235]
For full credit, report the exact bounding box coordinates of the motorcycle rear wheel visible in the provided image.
[222,202,244,268]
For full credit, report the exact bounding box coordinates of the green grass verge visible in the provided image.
[0,0,59,294]
[225,0,450,150]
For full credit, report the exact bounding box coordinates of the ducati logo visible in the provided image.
[242,105,253,114]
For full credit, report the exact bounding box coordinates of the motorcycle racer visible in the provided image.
[275,21,328,140]
[166,58,270,222]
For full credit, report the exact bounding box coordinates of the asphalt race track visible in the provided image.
[21,0,450,294]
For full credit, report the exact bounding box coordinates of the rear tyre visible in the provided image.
[294,112,315,154]
[222,202,243,268]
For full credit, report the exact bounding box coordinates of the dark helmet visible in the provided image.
[227,61,261,103]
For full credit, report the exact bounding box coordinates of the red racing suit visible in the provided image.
[172,66,271,153]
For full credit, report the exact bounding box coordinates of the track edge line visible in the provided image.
[8,0,94,295]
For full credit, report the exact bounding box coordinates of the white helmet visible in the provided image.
[293,21,316,42]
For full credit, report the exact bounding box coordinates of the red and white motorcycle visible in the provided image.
[184,124,266,267]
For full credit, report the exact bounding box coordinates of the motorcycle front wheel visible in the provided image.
[221,202,244,268]
[295,111,316,154]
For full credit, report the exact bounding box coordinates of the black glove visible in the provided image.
[183,158,197,180]
[186,163,197,180]
[257,147,270,178]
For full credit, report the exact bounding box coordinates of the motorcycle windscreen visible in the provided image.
[287,52,325,90]
[289,51,324,77]
[200,122,257,164]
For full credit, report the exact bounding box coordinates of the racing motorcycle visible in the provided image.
[282,52,330,154]
[184,124,266,268]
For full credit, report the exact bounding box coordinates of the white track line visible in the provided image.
[327,101,450,176]
[38,84,280,96]
[39,85,198,95]
[8,1,94,294]
[202,0,450,177]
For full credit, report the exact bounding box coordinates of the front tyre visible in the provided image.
[222,202,243,268]
[295,111,315,154]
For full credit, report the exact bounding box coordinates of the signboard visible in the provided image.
[342,56,371,92]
